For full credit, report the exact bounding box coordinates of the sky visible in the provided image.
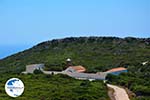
[0,0,150,58]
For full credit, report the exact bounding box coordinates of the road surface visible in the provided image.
[107,84,130,100]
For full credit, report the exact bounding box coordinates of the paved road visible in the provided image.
[107,84,130,100]
[42,70,64,75]
[41,68,106,80]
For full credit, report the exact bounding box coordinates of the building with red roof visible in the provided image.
[106,67,127,75]
[66,66,86,73]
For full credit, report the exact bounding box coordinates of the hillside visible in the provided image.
[0,36,150,99]
[0,74,109,100]
[0,37,150,73]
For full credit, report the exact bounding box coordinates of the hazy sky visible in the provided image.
[0,0,150,58]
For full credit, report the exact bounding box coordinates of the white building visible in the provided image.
[22,64,44,74]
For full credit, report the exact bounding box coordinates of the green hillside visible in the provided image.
[0,74,109,100]
[0,36,150,100]
[0,37,150,73]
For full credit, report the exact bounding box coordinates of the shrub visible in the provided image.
[33,69,43,74]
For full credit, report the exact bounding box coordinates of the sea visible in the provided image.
[0,45,33,59]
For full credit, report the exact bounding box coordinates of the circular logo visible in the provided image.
[5,78,24,97]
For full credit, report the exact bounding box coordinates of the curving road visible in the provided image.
[107,84,130,100]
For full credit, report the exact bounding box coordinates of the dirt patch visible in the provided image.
[124,87,136,98]
[107,84,130,100]
[107,87,115,100]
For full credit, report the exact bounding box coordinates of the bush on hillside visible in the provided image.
[33,69,43,74]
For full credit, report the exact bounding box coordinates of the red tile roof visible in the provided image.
[106,67,127,72]
[70,66,86,73]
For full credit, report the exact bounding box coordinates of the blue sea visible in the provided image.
[0,45,33,59]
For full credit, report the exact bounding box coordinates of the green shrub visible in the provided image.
[33,69,43,74]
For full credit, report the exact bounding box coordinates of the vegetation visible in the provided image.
[33,69,44,74]
[0,74,108,100]
[106,62,150,100]
[0,36,150,99]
